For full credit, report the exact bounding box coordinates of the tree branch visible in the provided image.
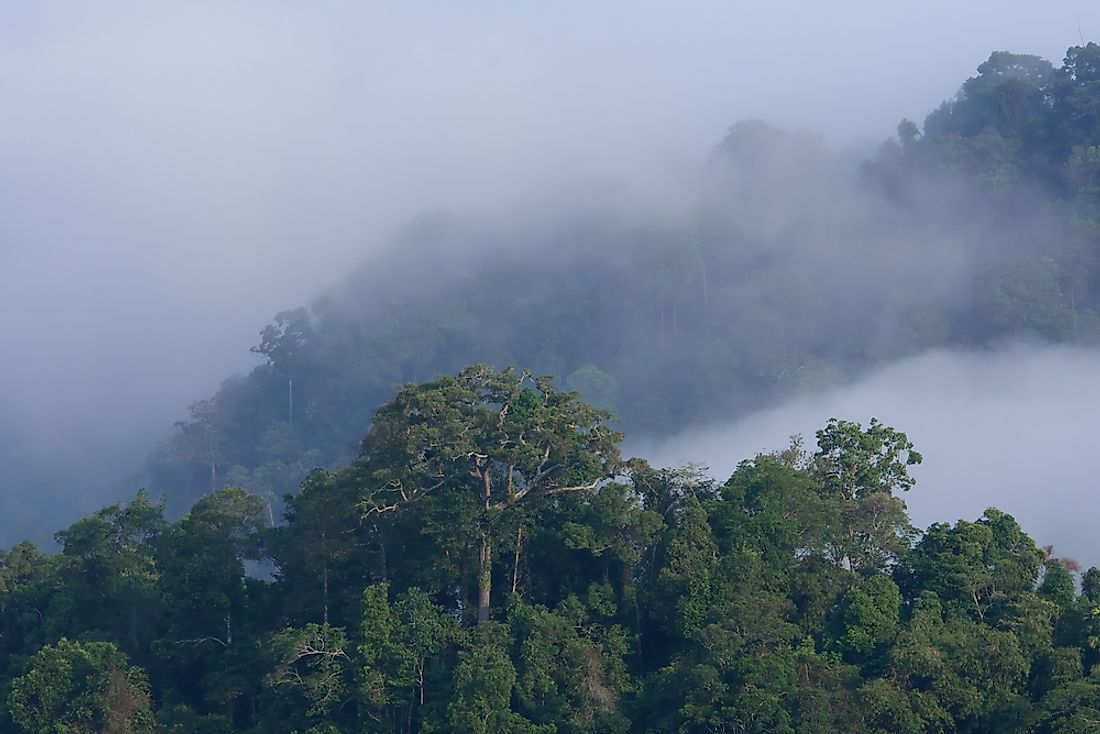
[491,477,601,510]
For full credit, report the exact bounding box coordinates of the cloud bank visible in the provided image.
[641,343,1100,564]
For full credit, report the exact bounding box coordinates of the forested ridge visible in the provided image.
[7,43,1100,732]
[151,44,1100,518]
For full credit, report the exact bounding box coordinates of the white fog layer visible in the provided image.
[641,344,1100,562]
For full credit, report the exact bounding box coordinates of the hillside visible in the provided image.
[153,45,1100,517]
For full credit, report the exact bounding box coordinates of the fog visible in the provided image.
[3,2,1100,542]
[641,343,1100,564]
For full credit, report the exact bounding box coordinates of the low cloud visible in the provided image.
[640,343,1100,565]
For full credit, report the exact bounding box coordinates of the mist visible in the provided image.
[4,2,1100,543]
[641,343,1100,564]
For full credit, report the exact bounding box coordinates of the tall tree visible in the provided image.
[354,365,623,624]
[813,418,922,571]
[252,307,314,429]
[171,399,230,492]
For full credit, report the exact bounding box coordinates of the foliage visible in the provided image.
[4,368,1100,731]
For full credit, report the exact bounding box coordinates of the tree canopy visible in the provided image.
[4,364,1100,732]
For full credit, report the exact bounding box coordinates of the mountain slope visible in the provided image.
[152,44,1100,513]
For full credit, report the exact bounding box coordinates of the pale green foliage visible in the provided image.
[268,624,352,717]
[814,418,922,499]
[813,419,922,570]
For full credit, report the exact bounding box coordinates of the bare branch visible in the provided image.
[360,476,448,517]
[291,643,350,662]
[362,502,401,517]
[492,477,601,510]
[543,478,602,497]
[174,636,227,648]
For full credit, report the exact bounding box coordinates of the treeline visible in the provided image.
[3,365,1099,733]
[153,44,1100,516]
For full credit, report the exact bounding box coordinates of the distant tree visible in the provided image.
[274,468,372,627]
[978,257,1073,338]
[356,583,456,732]
[651,495,718,636]
[252,307,314,429]
[0,541,60,663]
[565,364,620,412]
[834,574,902,664]
[886,592,1033,732]
[509,600,631,732]
[897,119,920,149]
[1082,567,1100,603]
[715,453,831,576]
[925,51,1053,145]
[171,398,230,492]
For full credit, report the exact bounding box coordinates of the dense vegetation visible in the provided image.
[151,44,1100,518]
[5,364,1100,733]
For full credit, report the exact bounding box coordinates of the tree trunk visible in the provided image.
[478,465,493,624]
[478,532,491,624]
[511,527,524,594]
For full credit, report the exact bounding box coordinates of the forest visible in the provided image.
[6,42,1100,733]
[4,365,1100,734]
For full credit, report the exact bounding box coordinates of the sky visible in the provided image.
[3,1,1100,541]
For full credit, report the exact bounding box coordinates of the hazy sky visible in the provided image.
[3,2,1100,540]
